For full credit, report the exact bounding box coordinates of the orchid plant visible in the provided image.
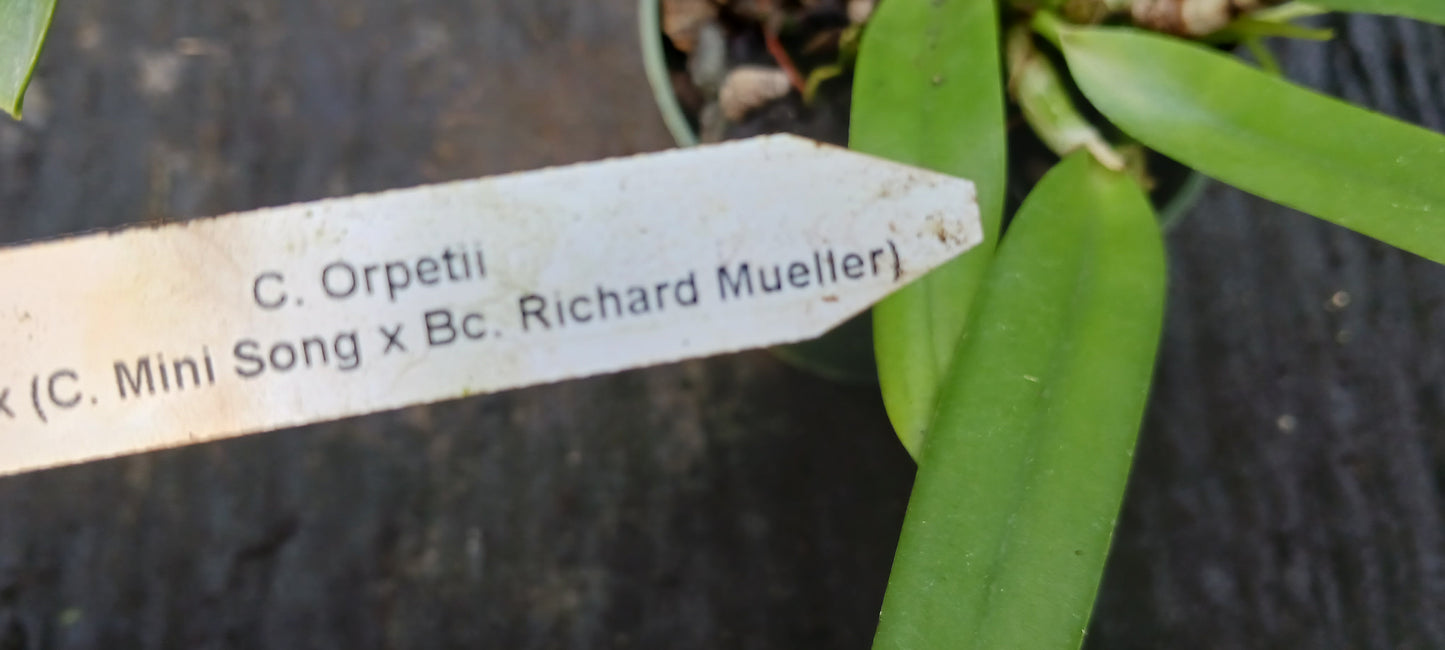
[853,1,1445,648]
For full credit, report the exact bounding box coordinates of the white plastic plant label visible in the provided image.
[0,135,980,476]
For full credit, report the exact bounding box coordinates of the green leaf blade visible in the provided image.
[872,153,1166,650]
[850,0,1007,458]
[1060,27,1445,263]
[1308,0,1445,25]
[0,0,58,119]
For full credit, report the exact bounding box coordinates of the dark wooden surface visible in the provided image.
[0,2,1441,648]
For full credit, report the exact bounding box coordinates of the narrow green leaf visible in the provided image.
[1059,26,1445,264]
[873,152,1166,650]
[0,0,59,119]
[1307,0,1445,25]
[851,0,1007,458]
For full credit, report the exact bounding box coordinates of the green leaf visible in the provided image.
[850,0,1007,459]
[0,0,58,119]
[1059,26,1445,264]
[1307,0,1445,25]
[872,152,1166,650]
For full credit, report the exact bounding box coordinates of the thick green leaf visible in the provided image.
[0,0,58,118]
[873,152,1165,650]
[851,0,1007,458]
[1308,0,1445,25]
[1059,26,1445,264]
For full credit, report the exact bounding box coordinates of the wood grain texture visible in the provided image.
[0,3,1440,648]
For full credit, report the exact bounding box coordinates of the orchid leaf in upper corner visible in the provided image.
[1307,0,1445,25]
[1059,26,1445,265]
[0,0,58,119]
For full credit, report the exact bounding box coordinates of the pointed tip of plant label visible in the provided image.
[0,135,979,477]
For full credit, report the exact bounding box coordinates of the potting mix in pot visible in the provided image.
[654,0,1207,216]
